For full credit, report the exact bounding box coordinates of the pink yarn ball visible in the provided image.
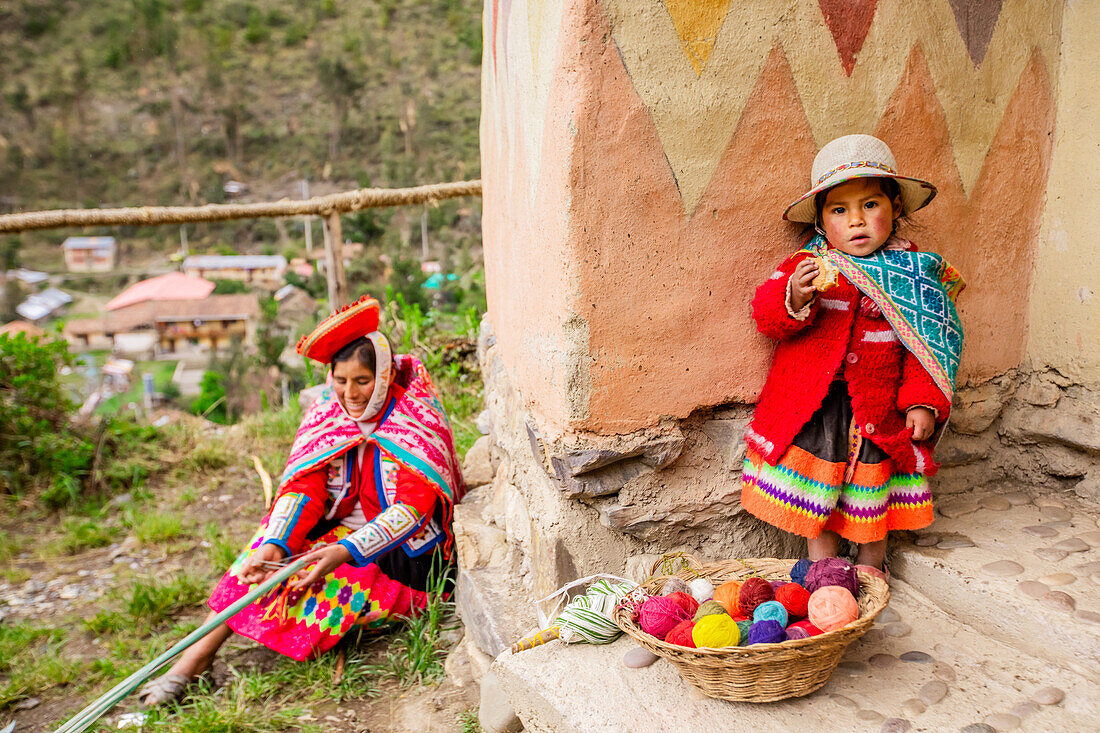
[637,595,690,640]
[807,586,859,632]
[785,626,811,640]
[805,557,860,596]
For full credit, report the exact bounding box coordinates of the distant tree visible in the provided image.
[191,371,228,423]
[212,278,249,294]
[316,56,364,160]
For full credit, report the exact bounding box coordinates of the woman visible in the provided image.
[139,295,465,705]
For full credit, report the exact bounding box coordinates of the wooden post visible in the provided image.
[322,211,348,309]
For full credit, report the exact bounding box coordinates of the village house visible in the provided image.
[62,236,117,272]
[182,254,287,289]
[64,294,259,359]
[16,287,72,323]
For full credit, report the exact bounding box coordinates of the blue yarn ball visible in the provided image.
[752,600,789,627]
[790,558,812,587]
[747,619,786,645]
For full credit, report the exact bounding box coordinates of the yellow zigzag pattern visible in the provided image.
[602,0,1062,212]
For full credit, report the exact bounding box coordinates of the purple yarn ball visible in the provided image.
[768,579,785,591]
[747,619,786,645]
[804,557,860,596]
[785,626,811,641]
[790,558,813,586]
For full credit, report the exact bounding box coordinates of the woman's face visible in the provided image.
[820,178,901,257]
[332,359,375,419]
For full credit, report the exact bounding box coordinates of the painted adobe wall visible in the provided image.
[482,0,1076,437]
[1030,0,1100,386]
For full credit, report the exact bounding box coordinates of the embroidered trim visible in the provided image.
[339,503,427,566]
[816,160,897,186]
[819,298,851,311]
[862,329,899,343]
[263,494,308,547]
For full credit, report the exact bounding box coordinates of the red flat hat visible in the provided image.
[296,295,381,364]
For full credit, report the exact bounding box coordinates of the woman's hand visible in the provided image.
[789,258,820,312]
[907,407,936,441]
[290,543,353,591]
[236,543,287,585]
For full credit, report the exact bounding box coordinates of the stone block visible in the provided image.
[1017,378,1062,407]
[454,491,509,571]
[549,459,652,498]
[701,415,751,470]
[936,432,993,468]
[464,435,495,488]
[1001,397,1100,454]
[1040,444,1094,478]
[1074,471,1100,503]
[457,567,533,658]
[952,381,1012,435]
[479,668,523,733]
[528,533,579,601]
[624,553,662,583]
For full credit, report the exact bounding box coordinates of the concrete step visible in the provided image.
[492,578,1095,732]
[891,488,1100,679]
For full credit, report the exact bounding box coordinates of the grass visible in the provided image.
[46,516,121,555]
[459,709,482,733]
[203,522,245,570]
[385,558,456,687]
[124,507,187,544]
[142,674,320,733]
[0,623,88,707]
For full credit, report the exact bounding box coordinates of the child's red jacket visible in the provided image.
[746,248,951,476]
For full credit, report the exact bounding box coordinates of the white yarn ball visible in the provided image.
[687,577,715,603]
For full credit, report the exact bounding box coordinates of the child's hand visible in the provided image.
[789,258,820,311]
[906,407,936,441]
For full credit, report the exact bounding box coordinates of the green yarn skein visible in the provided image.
[692,599,728,622]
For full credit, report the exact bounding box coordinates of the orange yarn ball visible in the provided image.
[712,581,742,615]
[807,586,859,632]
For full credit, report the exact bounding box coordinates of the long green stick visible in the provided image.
[56,557,309,733]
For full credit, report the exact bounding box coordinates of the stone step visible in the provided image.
[457,566,533,659]
[492,578,1095,732]
[891,488,1100,680]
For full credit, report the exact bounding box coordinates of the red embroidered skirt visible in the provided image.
[208,518,429,661]
[741,381,933,544]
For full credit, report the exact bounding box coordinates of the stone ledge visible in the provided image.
[456,566,535,659]
[493,580,1096,732]
[892,489,1100,679]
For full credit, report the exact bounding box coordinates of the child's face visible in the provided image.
[820,178,901,257]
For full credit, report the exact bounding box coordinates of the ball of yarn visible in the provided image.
[774,583,810,618]
[712,580,742,615]
[692,599,728,622]
[691,613,741,648]
[661,577,690,597]
[637,595,690,639]
[687,577,715,603]
[747,619,786,645]
[735,620,752,644]
[768,579,785,591]
[789,558,812,587]
[785,626,810,641]
[805,557,859,597]
[738,577,775,615]
[664,619,696,647]
[807,586,859,632]
[752,600,789,627]
[787,619,824,637]
[664,591,700,617]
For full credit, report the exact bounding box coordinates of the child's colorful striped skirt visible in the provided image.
[741,381,933,544]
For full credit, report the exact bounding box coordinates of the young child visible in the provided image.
[741,134,965,578]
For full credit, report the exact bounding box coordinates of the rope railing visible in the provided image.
[0,179,482,234]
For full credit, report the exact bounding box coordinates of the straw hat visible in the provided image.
[783,134,937,223]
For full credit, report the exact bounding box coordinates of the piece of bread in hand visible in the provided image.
[811,256,839,292]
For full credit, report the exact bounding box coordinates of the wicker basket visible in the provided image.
[613,555,889,703]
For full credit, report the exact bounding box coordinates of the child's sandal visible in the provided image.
[854,563,890,585]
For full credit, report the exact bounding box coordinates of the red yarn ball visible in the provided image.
[774,583,810,618]
[637,596,690,639]
[664,591,700,617]
[664,619,696,647]
[804,557,860,596]
[738,577,775,615]
[786,619,824,637]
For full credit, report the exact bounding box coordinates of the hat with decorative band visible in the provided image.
[296,294,381,364]
[783,134,937,223]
